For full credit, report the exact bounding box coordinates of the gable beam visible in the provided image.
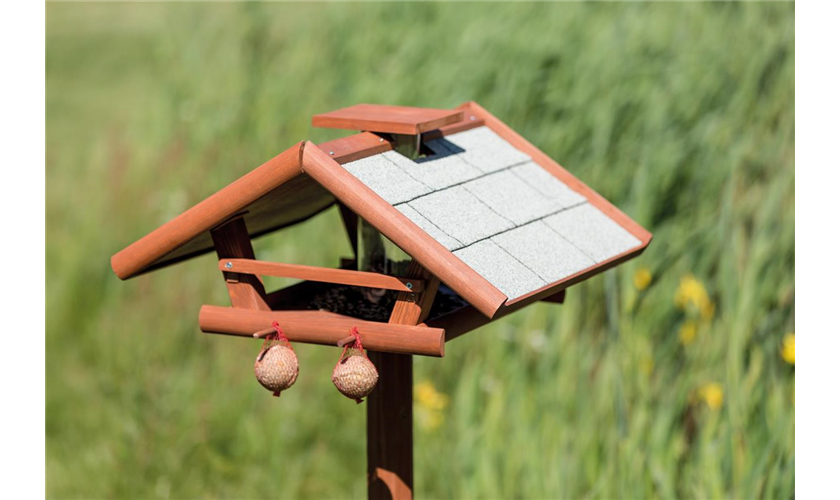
[301,141,507,319]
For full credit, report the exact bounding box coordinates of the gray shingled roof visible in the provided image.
[341,126,642,299]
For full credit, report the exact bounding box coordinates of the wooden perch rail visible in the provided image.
[218,259,425,293]
[199,305,445,357]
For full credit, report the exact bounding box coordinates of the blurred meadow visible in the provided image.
[46,2,794,499]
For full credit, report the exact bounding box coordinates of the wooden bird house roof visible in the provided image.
[111,102,651,319]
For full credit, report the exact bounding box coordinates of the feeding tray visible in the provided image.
[111,101,651,499]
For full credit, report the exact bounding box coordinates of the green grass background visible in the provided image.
[46,2,794,499]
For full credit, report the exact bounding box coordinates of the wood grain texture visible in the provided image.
[366,261,438,500]
[210,217,270,311]
[313,104,464,135]
[198,306,445,357]
[219,259,426,293]
[301,141,507,319]
[388,260,440,325]
[366,352,414,500]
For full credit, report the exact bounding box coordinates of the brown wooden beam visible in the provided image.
[302,142,507,319]
[312,104,464,135]
[367,261,439,500]
[218,259,425,293]
[317,131,393,164]
[198,306,445,357]
[210,217,269,311]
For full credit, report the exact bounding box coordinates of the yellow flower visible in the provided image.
[674,274,714,321]
[415,381,448,431]
[698,382,724,411]
[634,268,652,291]
[679,320,697,345]
[415,381,448,411]
[781,333,795,365]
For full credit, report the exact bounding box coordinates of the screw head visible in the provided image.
[405,282,413,290]
[470,116,476,121]
[379,138,384,142]
[329,151,335,156]
[225,262,233,269]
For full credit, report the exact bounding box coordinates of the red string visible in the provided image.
[271,321,293,349]
[258,321,293,365]
[340,326,368,362]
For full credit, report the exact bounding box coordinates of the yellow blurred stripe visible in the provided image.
[782,333,840,365]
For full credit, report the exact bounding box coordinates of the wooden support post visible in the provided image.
[367,261,440,500]
[210,216,269,311]
[337,202,359,262]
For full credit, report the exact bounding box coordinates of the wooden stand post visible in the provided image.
[367,352,414,500]
[367,261,440,500]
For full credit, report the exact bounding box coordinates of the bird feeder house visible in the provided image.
[111,102,651,499]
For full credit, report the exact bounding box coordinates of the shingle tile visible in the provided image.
[342,153,432,205]
[543,204,642,262]
[395,203,464,251]
[492,221,595,283]
[383,147,481,191]
[443,127,532,173]
[454,239,546,299]
[409,186,514,245]
[510,162,587,209]
[463,170,560,225]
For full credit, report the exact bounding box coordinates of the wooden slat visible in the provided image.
[301,141,508,319]
[198,306,445,357]
[388,260,440,325]
[317,131,393,164]
[313,104,464,135]
[219,259,425,293]
[210,217,269,311]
